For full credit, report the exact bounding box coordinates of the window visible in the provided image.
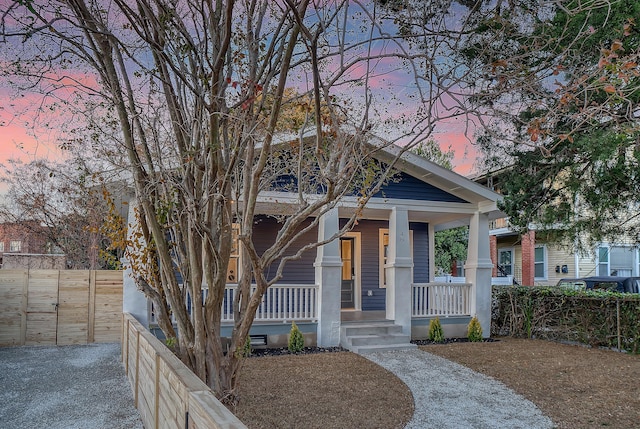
[609,246,634,276]
[379,228,413,288]
[534,246,546,279]
[0,242,4,252]
[9,240,21,252]
[597,246,609,276]
[598,245,635,276]
[226,225,240,283]
[498,248,513,276]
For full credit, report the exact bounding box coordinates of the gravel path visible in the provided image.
[365,349,555,429]
[0,343,143,429]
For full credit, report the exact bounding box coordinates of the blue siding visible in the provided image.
[345,220,387,311]
[252,216,430,311]
[410,222,430,283]
[253,216,317,284]
[341,219,430,311]
[271,169,468,203]
[375,171,467,203]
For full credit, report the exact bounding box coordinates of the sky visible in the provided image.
[0,1,480,195]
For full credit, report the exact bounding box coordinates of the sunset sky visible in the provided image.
[0,89,478,182]
[0,2,481,193]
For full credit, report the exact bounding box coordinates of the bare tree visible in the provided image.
[1,0,485,401]
[0,157,127,269]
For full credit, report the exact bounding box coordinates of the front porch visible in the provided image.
[149,281,476,350]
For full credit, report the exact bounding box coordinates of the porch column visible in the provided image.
[464,211,493,337]
[385,207,413,335]
[314,208,342,347]
[122,199,149,326]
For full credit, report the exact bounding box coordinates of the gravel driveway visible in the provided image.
[0,343,143,429]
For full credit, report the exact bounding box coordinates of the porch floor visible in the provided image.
[340,310,388,323]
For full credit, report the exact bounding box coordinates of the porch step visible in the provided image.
[340,321,417,354]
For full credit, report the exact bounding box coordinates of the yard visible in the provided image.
[236,337,640,429]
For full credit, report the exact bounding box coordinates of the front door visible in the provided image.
[340,237,355,309]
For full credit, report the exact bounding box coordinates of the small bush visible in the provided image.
[242,334,252,357]
[467,316,483,342]
[288,321,305,353]
[428,317,444,343]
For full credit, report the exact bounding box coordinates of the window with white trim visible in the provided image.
[379,228,413,288]
[534,246,546,279]
[0,242,4,252]
[497,248,513,276]
[9,240,21,252]
[598,245,635,276]
[597,246,609,276]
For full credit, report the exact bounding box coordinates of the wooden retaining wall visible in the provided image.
[0,269,123,346]
[122,313,247,429]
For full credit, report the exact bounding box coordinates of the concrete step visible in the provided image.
[340,321,416,353]
[341,322,403,337]
[350,343,418,354]
[346,333,412,347]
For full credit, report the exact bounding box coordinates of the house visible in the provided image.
[123,141,503,352]
[474,170,640,286]
[0,221,65,269]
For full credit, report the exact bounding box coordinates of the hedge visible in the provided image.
[492,286,640,354]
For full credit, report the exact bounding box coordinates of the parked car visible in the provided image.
[556,276,640,294]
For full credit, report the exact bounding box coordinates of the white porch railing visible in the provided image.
[222,284,318,322]
[412,282,472,317]
[150,283,319,325]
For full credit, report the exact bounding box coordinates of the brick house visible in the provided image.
[0,221,62,269]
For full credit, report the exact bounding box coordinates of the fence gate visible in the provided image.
[0,269,123,346]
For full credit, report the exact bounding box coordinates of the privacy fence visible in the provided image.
[122,313,247,429]
[492,286,640,353]
[0,269,123,346]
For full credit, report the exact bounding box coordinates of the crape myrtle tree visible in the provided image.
[2,0,481,402]
[454,0,640,249]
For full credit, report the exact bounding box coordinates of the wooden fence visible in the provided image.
[122,313,247,429]
[0,269,123,346]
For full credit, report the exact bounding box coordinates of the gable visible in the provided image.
[374,171,468,203]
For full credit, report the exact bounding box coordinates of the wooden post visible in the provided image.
[88,270,97,343]
[154,352,160,429]
[616,299,621,351]
[20,270,29,345]
[134,328,140,408]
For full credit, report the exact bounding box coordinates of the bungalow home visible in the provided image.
[474,170,640,286]
[123,142,503,352]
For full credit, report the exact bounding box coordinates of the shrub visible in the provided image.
[467,316,483,342]
[428,317,444,343]
[288,321,305,353]
[242,334,252,357]
[492,285,640,353]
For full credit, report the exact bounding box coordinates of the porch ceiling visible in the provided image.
[253,192,483,228]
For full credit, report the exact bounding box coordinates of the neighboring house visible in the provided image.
[474,170,640,286]
[0,221,65,269]
[124,141,503,351]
